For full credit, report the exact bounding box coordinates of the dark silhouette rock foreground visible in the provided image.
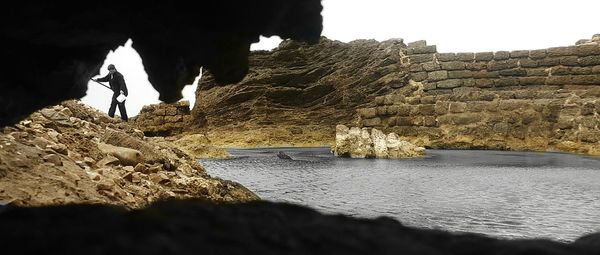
[1,199,598,255]
[0,1,322,126]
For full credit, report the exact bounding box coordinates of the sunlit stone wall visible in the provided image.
[357,35,600,155]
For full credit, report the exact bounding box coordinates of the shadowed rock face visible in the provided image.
[0,1,323,126]
[1,199,598,255]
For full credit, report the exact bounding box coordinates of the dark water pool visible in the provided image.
[202,148,600,241]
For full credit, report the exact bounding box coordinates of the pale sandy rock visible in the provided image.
[97,142,144,166]
[371,128,388,158]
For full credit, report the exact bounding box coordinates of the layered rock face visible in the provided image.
[358,35,600,154]
[131,101,195,136]
[333,125,425,158]
[0,101,257,208]
[196,34,600,154]
[193,38,407,128]
[0,1,323,126]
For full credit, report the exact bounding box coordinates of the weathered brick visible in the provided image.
[537,57,561,67]
[472,70,499,78]
[499,68,527,76]
[359,108,378,118]
[448,102,467,113]
[165,107,178,116]
[387,105,399,115]
[493,51,510,60]
[571,67,592,75]
[182,115,194,123]
[559,56,579,66]
[423,116,437,127]
[474,52,494,61]
[418,104,436,115]
[440,61,465,70]
[363,118,382,127]
[475,79,494,88]
[409,64,424,72]
[529,49,547,59]
[519,58,538,68]
[463,79,476,87]
[384,95,395,105]
[526,68,549,76]
[423,82,437,91]
[396,117,413,126]
[165,115,182,123]
[575,44,600,56]
[374,96,385,105]
[436,79,463,89]
[377,106,388,115]
[422,62,441,71]
[420,96,436,104]
[510,50,530,58]
[410,54,434,64]
[153,108,166,116]
[550,66,571,75]
[518,77,546,85]
[547,46,577,57]
[435,53,457,61]
[571,75,600,85]
[453,113,482,125]
[407,45,437,54]
[465,62,487,70]
[434,101,449,115]
[427,70,448,81]
[546,76,572,85]
[581,102,595,116]
[592,65,600,74]
[494,78,519,87]
[456,52,474,61]
[407,40,427,48]
[578,55,600,66]
[396,105,412,116]
[488,59,519,71]
[448,70,473,79]
[411,72,428,82]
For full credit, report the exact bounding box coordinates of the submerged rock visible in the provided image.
[277,151,292,160]
[333,125,425,159]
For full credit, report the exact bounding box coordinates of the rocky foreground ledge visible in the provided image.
[0,101,258,208]
[0,199,598,254]
[333,125,425,158]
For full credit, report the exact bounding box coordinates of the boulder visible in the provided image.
[333,125,424,159]
[97,143,144,166]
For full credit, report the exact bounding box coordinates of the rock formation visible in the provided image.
[131,101,195,137]
[1,199,599,255]
[0,101,257,208]
[333,125,425,159]
[193,35,600,154]
[0,1,323,126]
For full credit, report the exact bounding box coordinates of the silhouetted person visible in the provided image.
[94,64,128,121]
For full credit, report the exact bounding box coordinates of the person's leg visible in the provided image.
[108,97,117,118]
[117,101,128,121]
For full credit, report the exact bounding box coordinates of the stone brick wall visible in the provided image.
[131,101,193,136]
[357,35,600,155]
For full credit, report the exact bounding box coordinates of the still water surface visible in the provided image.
[202,148,600,241]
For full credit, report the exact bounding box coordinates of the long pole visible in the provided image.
[90,79,111,90]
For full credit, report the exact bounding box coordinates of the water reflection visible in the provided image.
[202,148,600,241]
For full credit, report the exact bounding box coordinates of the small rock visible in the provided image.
[121,172,133,182]
[133,163,147,173]
[31,137,52,149]
[83,157,95,166]
[148,164,162,173]
[277,151,292,160]
[43,154,63,166]
[96,181,114,191]
[96,155,120,167]
[86,171,101,181]
[149,173,170,185]
[47,144,68,155]
[132,172,145,183]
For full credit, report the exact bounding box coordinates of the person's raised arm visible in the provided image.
[95,74,110,83]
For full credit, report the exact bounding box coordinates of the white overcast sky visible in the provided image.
[83,0,600,116]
